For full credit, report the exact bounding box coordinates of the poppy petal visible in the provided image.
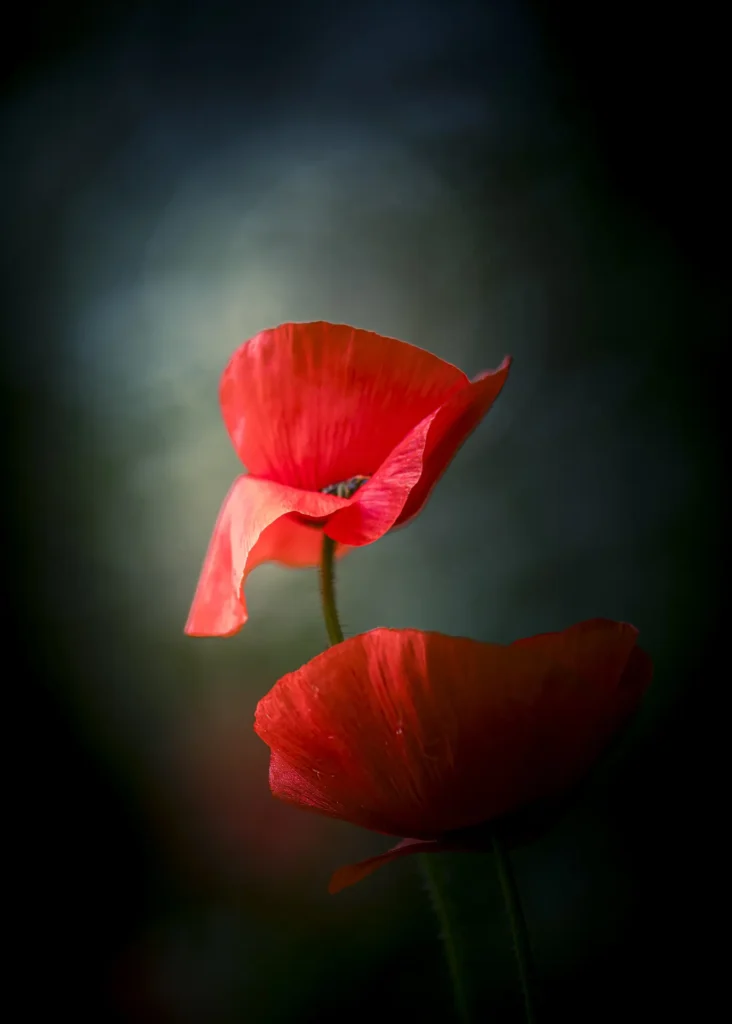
[396,358,512,527]
[327,793,583,893]
[324,408,440,545]
[324,358,512,546]
[185,476,350,637]
[328,838,450,894]
[511,618,655,736]
[329,790,595,893]
[219,322,469,492]
[254,623,651,839]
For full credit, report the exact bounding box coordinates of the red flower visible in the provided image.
[254,620,652,892]
[185,322,511,636]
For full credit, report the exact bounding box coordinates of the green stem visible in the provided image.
[319,534,344,646]
[420,855,472,1024]
[493,835,537,1024]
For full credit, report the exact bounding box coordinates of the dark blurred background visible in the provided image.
[3,1,725,1021]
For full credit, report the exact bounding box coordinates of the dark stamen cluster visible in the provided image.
[321,475,370,499]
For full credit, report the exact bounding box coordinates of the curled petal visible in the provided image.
[396,358,512,527]
[329,784,607,893]
[255,622,652,839]
[330,787,601,892]
[220,322,469,491]
[329,838,450,894]
[324,358,512,546]
[185,476,349,637]
[324,408,440,546]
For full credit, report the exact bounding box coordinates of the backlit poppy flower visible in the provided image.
[185,322,511,637]
[254,619,652,892]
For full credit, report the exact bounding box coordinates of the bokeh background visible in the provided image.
[3,1,724,1021]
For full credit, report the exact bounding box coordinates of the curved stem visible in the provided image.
[319,534,344,646]
[420,855,472,1024]
[493,836,537,1024]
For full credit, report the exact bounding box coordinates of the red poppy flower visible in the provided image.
[185,322,511,637]
[254,619,652,892]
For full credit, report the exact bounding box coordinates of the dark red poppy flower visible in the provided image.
[254,620,652,892]
[185,322,511,637]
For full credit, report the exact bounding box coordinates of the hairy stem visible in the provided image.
[493,836,537,1023]
[319,534,344,646]
[420,855,472,1023]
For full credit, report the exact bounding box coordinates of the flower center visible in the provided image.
[320,475,370,499]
